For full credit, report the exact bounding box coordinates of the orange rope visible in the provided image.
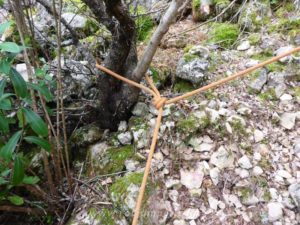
[95,45,300,225]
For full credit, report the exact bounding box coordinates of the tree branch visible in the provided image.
[132,0,185,80]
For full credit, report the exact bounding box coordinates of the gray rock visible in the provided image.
[268,202,283,222]
[173,220,187,225]
[237,41,250,51]
[238,155,253,169]
[275,46,294,63]
[132,102,149,116]
[280,93,293,101]
[50,59,96,100]
[253,166,263,176]
[248,69,268,93]
[180,167,204,189]
[117,132,133,145]
[61,12,87,29]
[288,183,300,208]
[210,146,234,169]
[209,167,220,185]
[176,58,209,86]
[280,112,296,130]
[182,208,200,220]
[254,129,264,143]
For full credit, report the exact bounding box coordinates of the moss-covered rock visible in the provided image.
[87,143,134,175]
[110,172,152,218]
[208,22,239,48]
[238,1,271,32]
[176,111,210,135]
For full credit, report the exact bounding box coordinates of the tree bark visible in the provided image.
[82,0,184,130]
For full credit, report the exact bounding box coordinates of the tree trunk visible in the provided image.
[80,0,184,130]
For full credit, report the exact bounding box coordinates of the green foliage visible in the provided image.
[192,0,201,9]
[208,22,239,48]
[0,21,52,206]
[132,6,155,42]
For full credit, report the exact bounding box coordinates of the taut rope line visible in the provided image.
[95,46,300,225]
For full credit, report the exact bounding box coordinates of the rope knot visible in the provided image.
[153,96,167,109]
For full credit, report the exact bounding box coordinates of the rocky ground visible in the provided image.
[66,1,300,224]
[2,0,298,224]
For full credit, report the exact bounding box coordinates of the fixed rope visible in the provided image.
[95,45,300,225]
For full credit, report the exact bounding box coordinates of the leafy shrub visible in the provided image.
[0,21,53,206]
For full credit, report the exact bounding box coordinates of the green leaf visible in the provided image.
[0,42,23,53]
[27,83,53,102]
[12,155,24,186]
[0,177,8,185]
[22,176,40,185]
[23,108,48,137]
[8,195,24,205]
[0,98,11,110]
[24,136,51,152]
[17,109,25,128]
[0,130,22,160]
[10,68,27,98]
[0,79,6,95]
[0,59,10,74]
[0,21,11,35]
[0,114,9,133]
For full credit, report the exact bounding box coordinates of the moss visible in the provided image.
[213,0,230,6]
[230,118,247,137]
[177,112,209,135]
[248,33,261,45]
[251,52,284,72]
[110,172,143,195]
[183,53,199,63]
[268,16,300,34]
[174,80,195,93]
[132,6,155,42]
[184,44,194,53]
[109,172,151,217]
[293,87,300,98]
[258,157,272,170]
[238,187,253,202]
[192,0,201,10]
[129,117,149,131]
[258,88,277,102]
[91,145,134,175]
[208,22,239,48]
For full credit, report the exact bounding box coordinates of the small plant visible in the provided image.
[208,22,239,48]
[0,21,53,206]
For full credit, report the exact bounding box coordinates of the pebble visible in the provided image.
[277,170,292,179]
[237,41,251,51]
[238,155,253,169]
[180,168,204,189]
[280,94,293,101]
[173,220,187,225]
[209,167,220,185]
[253,166,263,176]
[254,129,265,142]
[268,202,283,222]
[280,112,296,130]
[182,208,200,220]
[117,131,132,145]
[210,146,235,169]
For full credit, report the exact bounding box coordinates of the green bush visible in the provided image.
[0,21,53,206]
